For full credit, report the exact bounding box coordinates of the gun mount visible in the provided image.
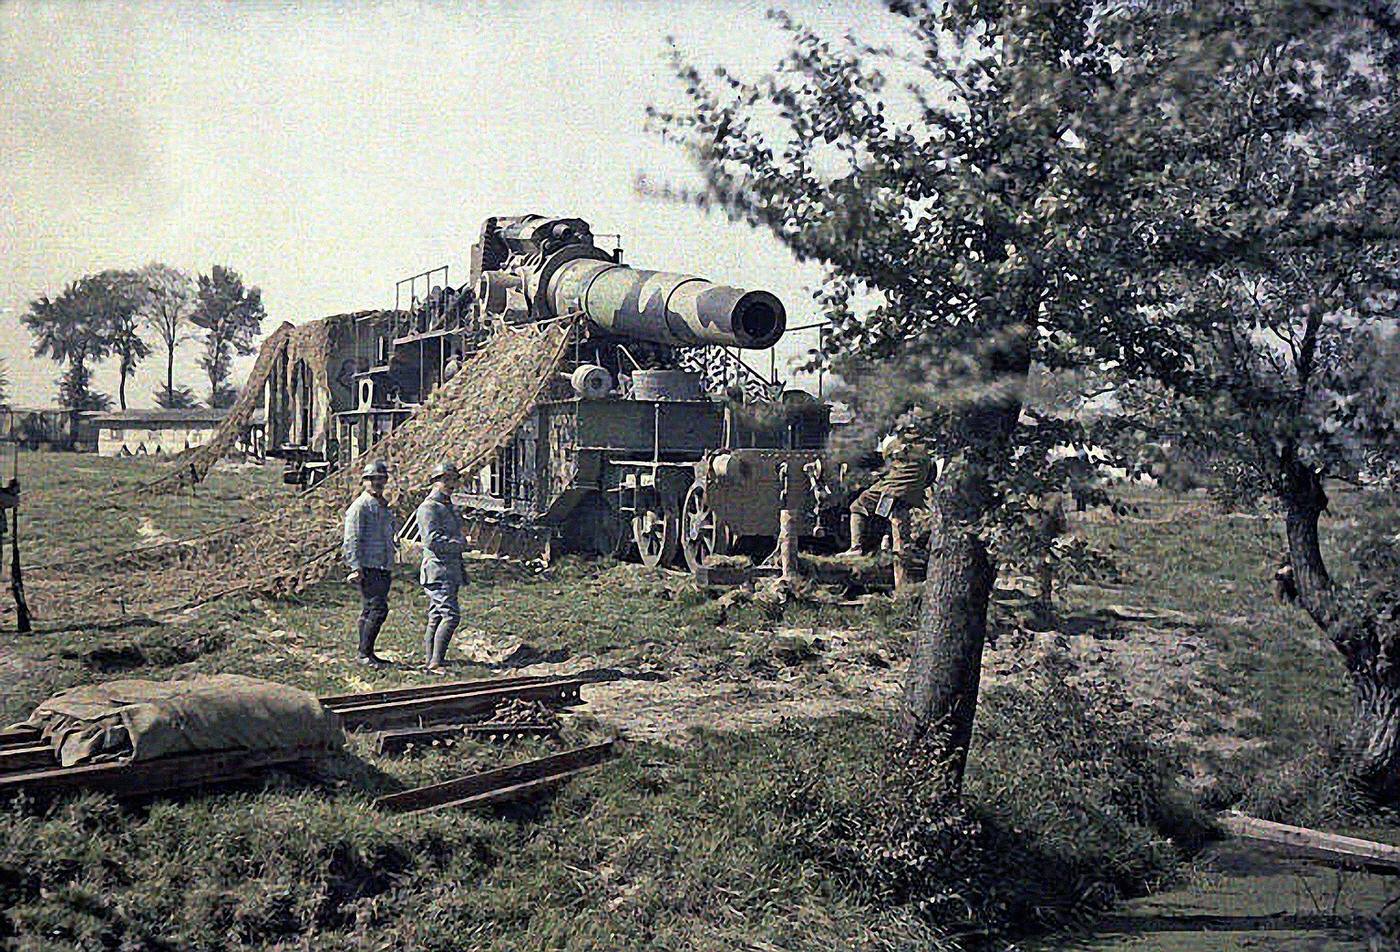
[272,214,850,575]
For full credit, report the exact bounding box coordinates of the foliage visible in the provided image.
[1111,3,1400,505]
[23,279,116,411]
[94,269,151,411]
[765,670,1203,944]
[1100,2,1400,792]
[153,384,199,409]
[191,265,266,408]
[136,263,197,409]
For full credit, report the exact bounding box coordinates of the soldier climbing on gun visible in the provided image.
[842,430,932,590]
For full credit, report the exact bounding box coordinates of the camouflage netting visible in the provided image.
[134,322,295,496]
[14,318,575,628]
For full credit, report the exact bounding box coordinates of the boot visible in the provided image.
[429,621,457,669]
[844,512,868,556]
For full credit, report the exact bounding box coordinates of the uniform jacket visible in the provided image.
[415,490,467,586]
[871,455,932,506]
[342,492,398,571]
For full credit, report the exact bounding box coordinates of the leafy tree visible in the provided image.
[137,263,197,409]
[93,269,151,411]
[651,1,1176,787]
[1109,3,1400,795]
[23,280,114,411]
[191,265,266,408]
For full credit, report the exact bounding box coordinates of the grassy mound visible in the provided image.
[0,662,1203,951]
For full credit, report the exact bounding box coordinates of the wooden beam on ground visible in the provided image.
[319,675,566,709]
[0,747,327,800]
[0,727,41,751]
[374,741,616,814]
[0,743,57,774]
[331,677,585,731]
[375,722,557,756]
[1218,812,1400,874]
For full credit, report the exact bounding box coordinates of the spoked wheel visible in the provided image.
[681,482,731,573]
[632,506,678,569]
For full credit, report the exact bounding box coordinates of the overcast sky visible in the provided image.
[2,0,900,408]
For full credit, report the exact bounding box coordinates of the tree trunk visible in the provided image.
[118,366,128,411]
[1282,463,1400,799]
[166,341,175,404]
[901,492,994,786]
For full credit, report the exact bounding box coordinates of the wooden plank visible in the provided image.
[334,678,585,731]
[0,743,57,774]
[0,727,42,750]
[375,722,557,756]
[405,764,600,814]
[0,747,326,799]
[1218,812,1400,874]
[320,675,565,709]
[374,741,615,813]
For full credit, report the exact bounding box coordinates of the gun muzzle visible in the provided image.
[546,258,785,349]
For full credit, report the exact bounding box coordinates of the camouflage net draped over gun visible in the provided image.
[135,322,294,496]
[12,319,575,628]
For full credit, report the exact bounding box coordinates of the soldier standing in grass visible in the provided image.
[342,460,397,667]
[416,461,468,671]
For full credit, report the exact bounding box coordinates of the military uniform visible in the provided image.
[342,463,398,665]
[846,440,930,589]
[415,463,468,669]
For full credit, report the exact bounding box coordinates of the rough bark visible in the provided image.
[901,491,994,785]
[1281,462,1400,799]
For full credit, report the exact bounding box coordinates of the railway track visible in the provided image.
[0,674,587,797]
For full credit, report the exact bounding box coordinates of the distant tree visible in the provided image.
[23,281,113,411]
[0,357,8,407]
[94,270,151,411]
[154,384,199,410]
[191,265,266,408]
[137,263,197,409]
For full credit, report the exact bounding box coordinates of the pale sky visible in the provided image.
[2,0,899,408]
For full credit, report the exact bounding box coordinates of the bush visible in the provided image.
[757,664,1208,946]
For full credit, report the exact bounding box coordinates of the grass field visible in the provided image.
[1,451,1397,950]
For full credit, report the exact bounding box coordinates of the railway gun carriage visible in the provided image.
[289,214,847,572]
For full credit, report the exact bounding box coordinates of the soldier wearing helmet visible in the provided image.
[415,461,468,671]
[342,460,398,667]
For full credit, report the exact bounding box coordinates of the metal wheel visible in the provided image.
[681,482,730,572]
[632,506,678,569]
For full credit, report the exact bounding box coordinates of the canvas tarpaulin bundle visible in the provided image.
[17,674,345,767]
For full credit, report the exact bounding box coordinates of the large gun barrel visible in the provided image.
[546,258,785,350]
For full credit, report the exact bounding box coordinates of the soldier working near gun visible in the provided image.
[844,430,932,590]
[416,461,468,671]
[342,459,397,667]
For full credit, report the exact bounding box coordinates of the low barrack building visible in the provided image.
[89,408,230,457]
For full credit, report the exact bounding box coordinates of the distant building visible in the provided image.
[88,408,229,457]
[0,408,87,451]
